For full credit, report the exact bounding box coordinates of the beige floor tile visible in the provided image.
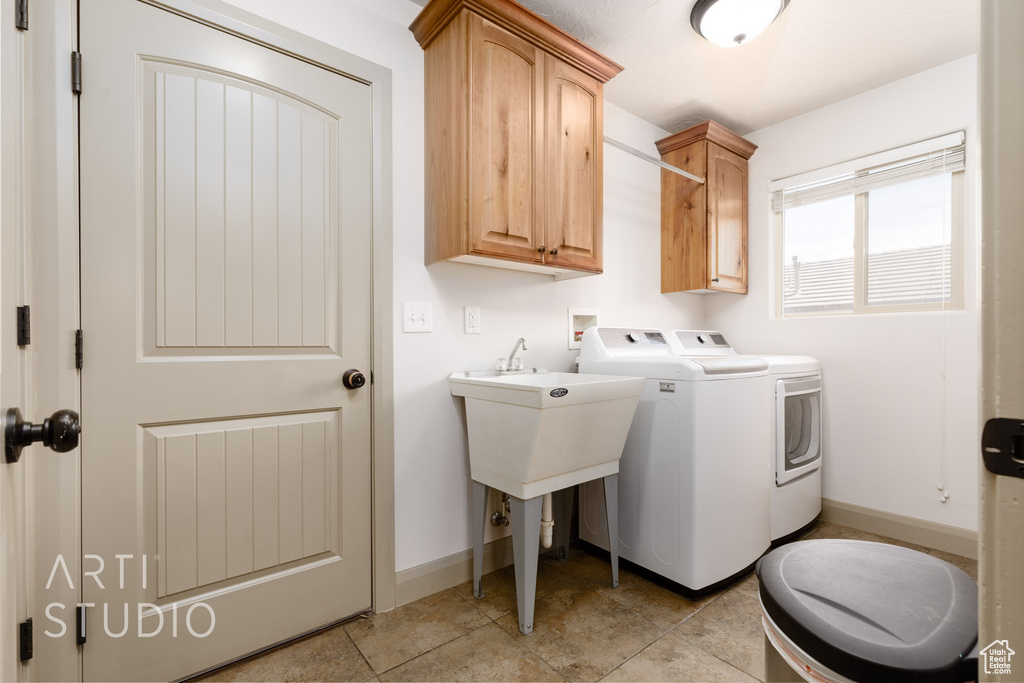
[539,545,616,581]
[800,519,826,538]
[805,521,930,553]
[345,589,491,673]
[494,582,664,681]
[602,632,758,682]
[196,624,375,682]
[379,622,565,682]
[453,561,579,620]
[731,571,760,600]
[929,549,979,581]
[583,568,713,630]
[674,590,765,680]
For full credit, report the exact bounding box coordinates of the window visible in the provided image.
[772,133,965,316]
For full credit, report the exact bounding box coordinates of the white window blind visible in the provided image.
[770,132,966,212]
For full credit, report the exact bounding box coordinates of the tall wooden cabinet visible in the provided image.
[656,120,757,294]
[411,0,622,278]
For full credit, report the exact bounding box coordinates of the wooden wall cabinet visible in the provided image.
[656,120,757,294]
[411,0,622,278]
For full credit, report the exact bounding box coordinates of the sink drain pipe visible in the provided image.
[540,493,554,548]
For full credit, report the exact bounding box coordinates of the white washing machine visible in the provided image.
[762,355,822,542]
[577,327,771,593]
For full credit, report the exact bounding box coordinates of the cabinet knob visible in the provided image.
[712,277,720,283]
[549,248,558,256]
[537,246,546,253]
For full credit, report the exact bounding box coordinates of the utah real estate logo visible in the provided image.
[981,640,1015,676]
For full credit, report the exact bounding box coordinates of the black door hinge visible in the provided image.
[75,329,84,369]
[17,306,30,346]
[19,618,32,661]
[15,0,27,31]
[76,604,87,646]
[71,51,82,95]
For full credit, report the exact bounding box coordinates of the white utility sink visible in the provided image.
[449,370,644,499]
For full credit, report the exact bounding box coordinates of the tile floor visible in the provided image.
[197,521,978,682]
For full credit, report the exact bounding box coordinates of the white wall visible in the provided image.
[705,56,980,532]
[219,0,705,571]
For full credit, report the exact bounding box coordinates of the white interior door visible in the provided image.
[980,2,1024,678]
[80,1,373,680]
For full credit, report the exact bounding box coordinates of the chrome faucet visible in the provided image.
[506,337,527,370]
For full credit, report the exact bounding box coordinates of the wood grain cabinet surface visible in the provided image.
[656,120,757,294]
[410,0,622,278]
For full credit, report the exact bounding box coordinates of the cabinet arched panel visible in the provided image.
[546,59,601,272]
[708,143,748,292]
[469,16,544,261]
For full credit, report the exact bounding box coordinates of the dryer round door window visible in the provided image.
[776,377,822,484]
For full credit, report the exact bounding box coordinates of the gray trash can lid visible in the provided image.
[757,539,977,682]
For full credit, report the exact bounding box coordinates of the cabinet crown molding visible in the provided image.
[656,119,758,160]
[410,0,624,83]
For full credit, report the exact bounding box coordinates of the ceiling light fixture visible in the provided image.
[690,0,790,48]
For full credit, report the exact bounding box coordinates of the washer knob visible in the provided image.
[697,333,710,344]
[626,331,642,343]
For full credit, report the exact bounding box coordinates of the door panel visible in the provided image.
[145,412,338,597]
[81,1,372,680]
[707,143,748,293]
[144,61,339,355]
[469,15,544,261]
[546,57,601,271]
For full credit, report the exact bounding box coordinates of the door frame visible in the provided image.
[31,1,396,678]
[2,0,32,680]
[980,1,1024,670]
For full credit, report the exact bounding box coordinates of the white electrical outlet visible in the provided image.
[464,306,481,334]
[403,301,433,333]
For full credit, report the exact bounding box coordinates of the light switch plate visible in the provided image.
[464,306,481,334]
[403,301,433,333]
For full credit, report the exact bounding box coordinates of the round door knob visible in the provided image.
[343,369,366,390]
[5,407,81,463]
[711,277,720,283]
[537,245,546,253]
[549,248,558,256]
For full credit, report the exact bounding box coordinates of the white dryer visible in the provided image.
[763,355,822,542]
[577,327,771,593]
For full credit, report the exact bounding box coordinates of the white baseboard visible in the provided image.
[395,536,515,607]
[821,498,978,559]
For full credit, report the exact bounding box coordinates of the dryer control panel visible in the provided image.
[674,330,734,354]
[599,328,668,348]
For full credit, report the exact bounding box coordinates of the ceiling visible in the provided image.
[409,0,978,136]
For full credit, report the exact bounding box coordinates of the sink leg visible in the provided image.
[553,487,574,562]
[472,481,489,599]
[603,474,619,588]
[510,494,543,635]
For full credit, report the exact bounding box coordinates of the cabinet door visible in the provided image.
[468,15,545,262]
[707,143,748,293]
[545,57,602,272]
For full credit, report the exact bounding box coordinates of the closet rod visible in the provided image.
[603,135,705,184]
